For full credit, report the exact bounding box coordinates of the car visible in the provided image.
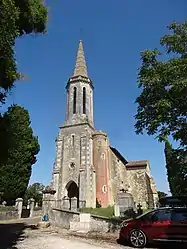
[118,207,187,248]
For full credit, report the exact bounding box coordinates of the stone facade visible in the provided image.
[51,40,158,210]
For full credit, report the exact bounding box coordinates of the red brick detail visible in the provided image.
[96,149,110,207]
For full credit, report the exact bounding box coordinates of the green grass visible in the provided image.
[80,206,114,218]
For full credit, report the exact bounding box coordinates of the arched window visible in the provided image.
[72,134,75,157]
[72,135,75,147]
[73,87,77,114]
[102,185,107,193]
[101,153,105,160]
[83,87,86,114]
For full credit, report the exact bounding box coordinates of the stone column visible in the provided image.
[29,198,35,218]
[114,204,120,217]
[42,185,56,221]
[16,198,23,219]
[62,197,70,210]
[71,197,77,211]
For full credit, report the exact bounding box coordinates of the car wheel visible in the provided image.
[129,229,147,248]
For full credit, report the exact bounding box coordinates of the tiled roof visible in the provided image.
[109,146,148,168]
[125,160,148,167]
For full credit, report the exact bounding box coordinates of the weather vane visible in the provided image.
[79,27,83,40]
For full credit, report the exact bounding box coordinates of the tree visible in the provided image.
[0,105,40,203]
[0,0,48,105]
[164,138,187,196]
[157,191,167,200]
[135,21,187,150]
[24,183,44,206]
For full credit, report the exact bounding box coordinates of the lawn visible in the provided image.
[80,206,114,218]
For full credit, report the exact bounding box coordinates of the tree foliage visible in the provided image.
[24,182,44,206]
[135,21,187,150]
[0,105,40,203]
[164,138,187,196]
[0,0,48,104]
[157,191,167,200]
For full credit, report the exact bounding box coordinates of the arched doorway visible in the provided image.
[65,181,79,209]
[66,181,79,198]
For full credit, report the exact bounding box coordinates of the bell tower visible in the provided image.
[65,40,94,127]
[52,40,96,209]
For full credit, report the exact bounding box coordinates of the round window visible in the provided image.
[69,162,75,169]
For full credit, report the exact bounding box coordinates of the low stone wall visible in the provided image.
[0,211,18,220]
[49,208,122,233]
[50,208,80,229]
[0,207,42,220]
[33,208,42,217]
[90,214,121,233]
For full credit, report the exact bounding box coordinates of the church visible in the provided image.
[51,40,158,210]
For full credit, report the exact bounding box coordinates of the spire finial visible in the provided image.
[73,40,88,77]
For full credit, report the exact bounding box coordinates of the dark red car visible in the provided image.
[118,207,187,248]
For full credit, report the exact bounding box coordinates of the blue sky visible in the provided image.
[5,0,187,193]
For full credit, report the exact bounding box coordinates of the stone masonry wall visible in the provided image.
[52,123,95,208]
[33,208,42,217]
[108,150,118,206]
[126,166,149,209]
[50,208,121,233]
[51,208,80,229]
[65,80,94,127]
[90,214,121,233]
[0,211,18,220]
[109,149,129,205]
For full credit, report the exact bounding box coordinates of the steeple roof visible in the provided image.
[73,40,88,78]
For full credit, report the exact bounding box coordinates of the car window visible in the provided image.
[137,210,155,221]
[136,211,154,219]
[171,209,187,222]
[152,210,171,222]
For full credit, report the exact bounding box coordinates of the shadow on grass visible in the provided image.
[0,222,38,249]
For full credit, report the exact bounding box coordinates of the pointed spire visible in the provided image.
[73,40,88,77]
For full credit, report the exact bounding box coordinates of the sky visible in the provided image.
[4,0,187,193]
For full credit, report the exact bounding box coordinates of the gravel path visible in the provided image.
[16,232,127,249]
[0,218,130,249]
[16,231,186,249]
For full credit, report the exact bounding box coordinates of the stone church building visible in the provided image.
[51,40,158,210]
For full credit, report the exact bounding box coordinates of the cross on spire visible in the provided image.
[73,40,88,78]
